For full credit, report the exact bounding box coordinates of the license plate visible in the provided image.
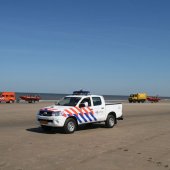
[40,120,48,125]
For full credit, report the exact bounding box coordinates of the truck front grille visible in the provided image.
[39,111,53,116]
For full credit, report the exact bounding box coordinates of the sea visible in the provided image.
[15,92,170,101]
[16,92,129,101]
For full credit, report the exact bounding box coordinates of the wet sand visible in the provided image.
[0,102,170,170]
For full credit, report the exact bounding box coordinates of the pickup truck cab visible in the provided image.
[36,90,123,134]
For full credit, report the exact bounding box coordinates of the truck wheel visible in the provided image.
[9,100,13,103]
[41,125,52,132]
[105,115,116,128]
[64,118,76,134]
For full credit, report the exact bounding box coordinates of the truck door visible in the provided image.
[79,97,96,123]
[92,97,105,121]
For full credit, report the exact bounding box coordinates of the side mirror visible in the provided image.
[79,103,85,108]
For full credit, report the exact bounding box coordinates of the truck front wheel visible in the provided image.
[64,118,77,134]
[105,115,116,128]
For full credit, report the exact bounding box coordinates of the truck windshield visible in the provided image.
[57,97,81,106]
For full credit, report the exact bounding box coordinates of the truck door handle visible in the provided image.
[101,107,104,109]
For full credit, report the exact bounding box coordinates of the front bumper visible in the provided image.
[37,116,65,127]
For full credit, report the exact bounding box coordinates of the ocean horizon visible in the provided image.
[15,92,170,101]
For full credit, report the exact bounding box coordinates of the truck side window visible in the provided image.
[80,97,91,106]
[92,97,102,106]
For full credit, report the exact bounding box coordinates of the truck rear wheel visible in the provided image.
[105,115,116,128]
[64,118,77,134]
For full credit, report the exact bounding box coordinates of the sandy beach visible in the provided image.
[0,101,170,170]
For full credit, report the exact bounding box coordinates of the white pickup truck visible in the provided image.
[36,91,123,134]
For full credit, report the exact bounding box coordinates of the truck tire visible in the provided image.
[64,118,77,134]
[105,115,116,128]
[10,100,14,103]
[41,125,52,132]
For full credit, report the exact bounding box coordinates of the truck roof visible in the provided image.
[66,95,102,98]
[66,90,103,98]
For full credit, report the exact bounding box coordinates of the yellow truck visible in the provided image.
[128,93,147,103]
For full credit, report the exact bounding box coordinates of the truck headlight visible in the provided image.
[52,111,62,116]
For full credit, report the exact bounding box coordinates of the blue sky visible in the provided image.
[0,0,170,96]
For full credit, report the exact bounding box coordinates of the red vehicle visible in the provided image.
[147,96,160,103]
[0,92,16,103]
[19,95,41,103]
